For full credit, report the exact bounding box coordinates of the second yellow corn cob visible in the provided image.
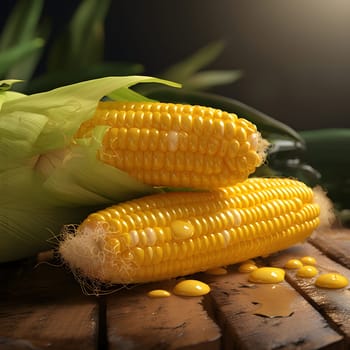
[59,177,320,284]
[74,101,268,188]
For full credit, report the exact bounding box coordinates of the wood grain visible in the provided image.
[267,242,350,347]
[0,260,98,350]
[1,229,350,350]
[201,266,344,350]
[106,280,221,350]
[310,228,350,269]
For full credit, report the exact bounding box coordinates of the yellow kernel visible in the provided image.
[238,262,258,273]
[148,129,159,151]
[297,265,318,278]
[147,289,171,298]
[217,139,229,157]
[180,114,192,132]
[213,119,225,137]
[160,112,172,129]
[315,273,349,289]
[126,128,140,151]
[151,246,163,265]
[170,220,194,240]
[198,137,208,154]
[133,247,145,265]
[300,256,317,266]
[144,246,154,265]
[207,138,221,155]
[188,134,199,152]
[193,116,204,135]
[246,150,261,167]
[248,267,285,284]
[173,280,211,297]
[284,259,303,269]
[228,140,240,157]
[115,127,128,149]
[153,151,165,170]
[224,121,236,138]
[202,118,214,136]
[235,126,247,142]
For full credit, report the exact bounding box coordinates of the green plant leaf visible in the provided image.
[0,75,180,262]
[0,80,26,110]
[69,0,111,65]
[0,38,44,77]
[0,0,49,86]
[161,40,226,82]
[1,76,180,154]
[184,69,243,90]
[48,0,111,70]
[0,0,44,50]
[6,20,51,91]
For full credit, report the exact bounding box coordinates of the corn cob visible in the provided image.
[74,101,268,188]
[59,177,320,284]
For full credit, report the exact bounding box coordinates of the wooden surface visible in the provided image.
[0,228,349,350]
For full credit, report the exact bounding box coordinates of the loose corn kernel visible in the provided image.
[74,101,268,188]
[59,178,321,284]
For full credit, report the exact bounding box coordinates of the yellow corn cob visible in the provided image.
[74,101,268,188]
[59,178,320,284]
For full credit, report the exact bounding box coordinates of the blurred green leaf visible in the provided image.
[0,0,44,50]
[6,18,51,91]
[184,69,243,90]
[0,38,44,77]
[48,0,111,70]
[0,0,47,87]
[299,128,350,211]
[161,40,226,83]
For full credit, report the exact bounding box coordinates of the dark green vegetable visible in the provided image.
[300,128,350,212]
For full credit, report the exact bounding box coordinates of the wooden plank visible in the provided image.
[267,242,350,346]
[0,259,99,350]
[106,279,221,350]
[201,266,344,350]
[309,228,350,269]
[1,228,349,350]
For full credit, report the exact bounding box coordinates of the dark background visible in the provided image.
[1,0,350,131]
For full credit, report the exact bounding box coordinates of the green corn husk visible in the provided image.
[0,76,179,262]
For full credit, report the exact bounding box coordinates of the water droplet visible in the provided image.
[315,273,349,289]
[173,279,210,296]
[284,259,303,269]
[238,262,258,273]
[300,256,317,266]
[252,284,297,318]
[248,267,285,284]
[296,265,318,278]
[170,220,194,240]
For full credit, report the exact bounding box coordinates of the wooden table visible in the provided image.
[1,227,349,350]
